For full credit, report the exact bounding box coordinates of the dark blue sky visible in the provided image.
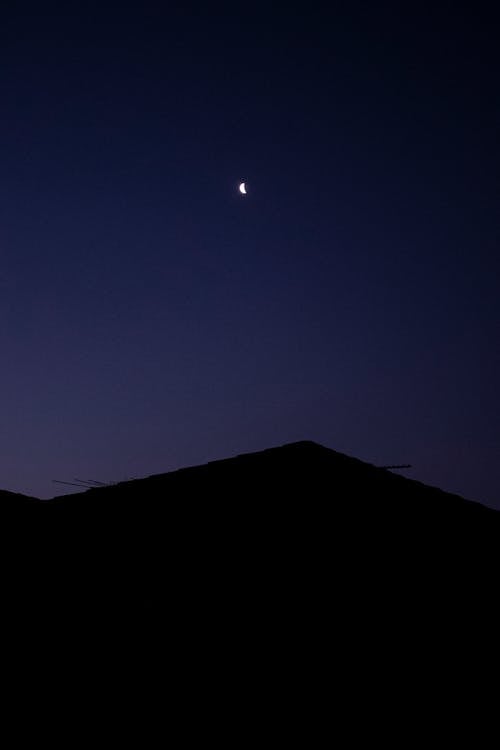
[1,2,499,506]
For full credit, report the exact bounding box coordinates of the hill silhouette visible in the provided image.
[0,489,39,504]
[7,439,496,510]
[4,440,498,728]
[6,440,498,605]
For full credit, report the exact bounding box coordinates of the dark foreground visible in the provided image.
[3,441,498,735]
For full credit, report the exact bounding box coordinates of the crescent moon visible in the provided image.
[239,182,247,195]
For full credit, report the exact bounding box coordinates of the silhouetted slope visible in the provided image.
[5,440,498,723]
[43,439,499,556]
[46,439,496,512]
[0,489,39,504]
[9,440,498,600]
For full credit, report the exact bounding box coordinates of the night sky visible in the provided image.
[1,2,499,507]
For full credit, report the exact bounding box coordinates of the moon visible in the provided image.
[239,182,247,195]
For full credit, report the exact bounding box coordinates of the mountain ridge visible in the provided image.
[4,440,498,674]
[6,440,497,514]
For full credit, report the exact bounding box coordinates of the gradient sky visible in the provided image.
[1,2,499,507]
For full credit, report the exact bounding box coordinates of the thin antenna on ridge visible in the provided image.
[52,480,89,488]
[378,464,412,470]
[74,478,109,486]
